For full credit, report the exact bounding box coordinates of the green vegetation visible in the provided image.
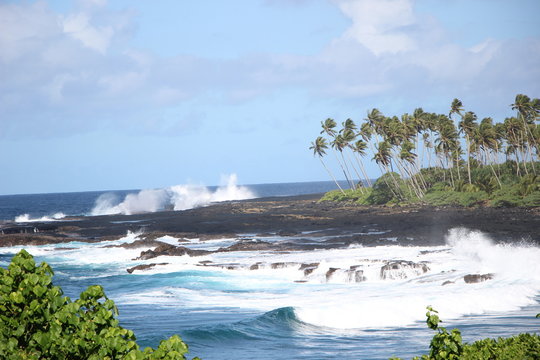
[391,307,540,360]
[1,251,539,359]
[0,250,200,360]
[311,94,540,207]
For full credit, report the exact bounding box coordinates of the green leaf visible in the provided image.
[9,291,24,304]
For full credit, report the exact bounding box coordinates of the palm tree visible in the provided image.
[331,134,355,189]
[458,111,477,184]
[340,127,362,190]
[310,137,345,194]
[321,118,337,137]
[477,117,502,188]
[373,141,403,200]
[449,98,464,120]
[512,94,536,174]
[351,139,372,187]
[435,117,459,188]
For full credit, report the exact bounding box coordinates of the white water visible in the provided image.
[14,212,66,223]
[91,174,255,215]
[3,227,538,332]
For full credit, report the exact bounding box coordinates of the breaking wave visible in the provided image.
[91,174,255,216]
[14,212,66,223]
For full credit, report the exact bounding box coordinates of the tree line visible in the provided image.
[310,94,539,202]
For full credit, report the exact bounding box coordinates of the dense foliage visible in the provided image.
[391,307,540,360]
[0,250,199,360]
[312,94,540,207]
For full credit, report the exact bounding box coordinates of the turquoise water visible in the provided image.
[1,181,539,359]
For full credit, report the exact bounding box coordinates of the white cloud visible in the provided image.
[0,0,538,141]
[62,12,114,54]
[0,2,60,62]
[334,0,416,55]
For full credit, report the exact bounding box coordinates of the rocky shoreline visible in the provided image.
[1,194,539,250]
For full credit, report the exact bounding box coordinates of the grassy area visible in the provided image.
[320,161,540,207]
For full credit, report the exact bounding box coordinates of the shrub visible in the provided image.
[423,190,488,207]
[319,188,372,204]
[391,307,540,360]
[0,250,200,360]
[366,172,404,205]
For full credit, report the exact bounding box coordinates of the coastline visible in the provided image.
[1,193,538,248]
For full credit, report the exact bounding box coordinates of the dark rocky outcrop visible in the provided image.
[271,262,297,269]
[464,273,494,284]
[105,239,168,249]
[347,265,366,283]
[135,232,193,242]
[0,233,72,246]
[380,260,430,280]
[135,244,211,260]
[217,240,276,252]
[326,267,339,281]
[126,263,168,273]
[299,263,319,276]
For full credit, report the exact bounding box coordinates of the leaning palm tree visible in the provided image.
[477,117,502,188]
[331,134,355,189]
[310,137,345,194]
[458,111,478,184]
[340,127,364,190]
[373,141,403,200]
[320,118,338,137]
[435,119,459,188]
[351,139,372,187]
[512,94,537,174]
[449,98,464,120]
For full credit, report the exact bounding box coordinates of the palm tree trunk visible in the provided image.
[465,134,472,184]
[320,158,345,195]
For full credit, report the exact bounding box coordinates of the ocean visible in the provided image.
[0,179,539,359]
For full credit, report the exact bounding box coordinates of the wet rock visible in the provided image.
[326,267,339,281]
[299,262,319,276]
[277,230,299,237]
[198,260,213,265]
[105,239,168,249]
[442,280,454,286]
[0,233,72,246]
[271,262,297,269]
[136,232,194,242]
[380,260,430,280]
[217,240,275,252]
[127,263,168,273]
[250,262,262,270]
[135,244,210,260]
[198,233,237,241]
[347,265,366,282]
[464,273,494,284]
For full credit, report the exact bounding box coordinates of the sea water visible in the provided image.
[0,180,539,359]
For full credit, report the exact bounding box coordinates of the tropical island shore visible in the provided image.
[1,194,538,249]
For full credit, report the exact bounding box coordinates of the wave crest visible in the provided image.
[91,174,255,216]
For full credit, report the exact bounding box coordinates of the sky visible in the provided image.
[1,0,539,195]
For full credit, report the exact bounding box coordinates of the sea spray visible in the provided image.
[109,228,540,330]
[90,174,255,215]
[1,227,538,344]
[14,212,66,222]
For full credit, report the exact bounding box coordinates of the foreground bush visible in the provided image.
[391,307,540,359]
[0,250,199,360]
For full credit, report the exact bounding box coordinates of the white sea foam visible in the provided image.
[91,174,255,215]
[14,212,66,223]
[115,228,540,330]
[1,227,538,331]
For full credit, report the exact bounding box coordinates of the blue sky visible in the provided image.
[1,0,539,195]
